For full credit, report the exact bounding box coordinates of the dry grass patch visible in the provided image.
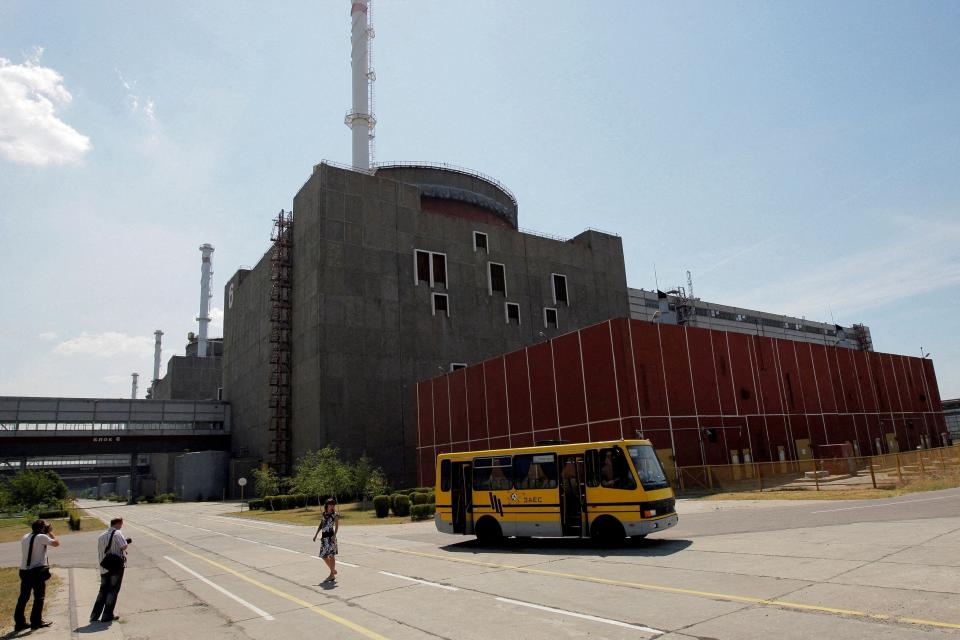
[230,502,410,526]
[0,567,62,634]
[692,477,960,501]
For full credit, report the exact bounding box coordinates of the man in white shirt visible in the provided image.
[89,517,130,623]
[14,519,59,631]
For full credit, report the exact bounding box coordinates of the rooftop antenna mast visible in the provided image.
[346,0,376,170]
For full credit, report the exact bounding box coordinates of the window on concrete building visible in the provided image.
[473,231,488,253]
[450,363,467,371]
[488,262,506,296]
[552,273,568,306]
[505,302,521,325]
[432,253,447,287]
[416,250,431,285]
[415,250,447,288]
[544,307,558,328]
[432,293,449,317]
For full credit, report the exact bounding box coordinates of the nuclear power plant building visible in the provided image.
[223,162,630,482]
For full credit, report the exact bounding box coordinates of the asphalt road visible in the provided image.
[1,490,959,639]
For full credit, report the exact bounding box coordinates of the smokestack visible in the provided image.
[152,330,163,383]
[131,373,139,399]
[197,243,214,357]
[346,0,375,169]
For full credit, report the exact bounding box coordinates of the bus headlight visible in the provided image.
[642,509,656,518]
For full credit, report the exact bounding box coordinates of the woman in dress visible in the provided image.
[313,498,340,582]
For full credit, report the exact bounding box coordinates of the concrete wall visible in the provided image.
[150,355,222,401]
[174,450,228,501]
[224,163,629,484]
[222,257,273,462]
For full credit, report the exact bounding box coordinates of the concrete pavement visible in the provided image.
[0,491,958,639]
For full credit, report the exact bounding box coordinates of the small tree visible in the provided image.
[291,446,351,504]
[7,470,68,510]
[251,467,280,508]
[351,456,387,510]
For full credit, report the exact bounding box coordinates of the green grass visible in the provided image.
[0,510,99,543]
[230,501,412,526]
[0,567,61,634]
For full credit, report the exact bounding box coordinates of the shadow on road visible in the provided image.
[439,536,692,557]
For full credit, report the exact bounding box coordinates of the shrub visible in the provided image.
[391,495,411,517]
[156,493,175,504]
[37,509,67,519]
[413,486,433,494]
[410,492,430,505]
[136,496,148,504]
[389,493,404,512]
[410,504,436,521]
[426,490,435,504]
[372,495,391,518]
[248,498,264,510]
[68,511,81,531]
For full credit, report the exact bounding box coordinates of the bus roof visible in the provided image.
[436,439,654,460]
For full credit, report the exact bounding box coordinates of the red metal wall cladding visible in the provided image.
[416,318,947,484]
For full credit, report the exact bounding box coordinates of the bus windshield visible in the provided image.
[627,445,670,490]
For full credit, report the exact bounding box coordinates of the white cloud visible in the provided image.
[54,332,154,359]
[0,48,91,166]
[731,216,960,321]
[38,331,58,340]
[117,69,157,123]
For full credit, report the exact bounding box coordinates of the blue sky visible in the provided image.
[1,1,958,399]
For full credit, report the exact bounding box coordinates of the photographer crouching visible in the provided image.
[90,517,131,624]
[14,519,59,631]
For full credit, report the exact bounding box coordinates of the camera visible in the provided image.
[44,524,52,534]
[125,538,133,544]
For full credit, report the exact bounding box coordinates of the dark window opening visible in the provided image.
[552,273,568,305]
[416,250,430,285]
[432,253,447,287]
[506,302,520,325]
[544,307,558,328]
[489,263,506,296]
[432,293,449,317]
[450,363,467,371]
[474,231,488,252]
[740,387,751,400]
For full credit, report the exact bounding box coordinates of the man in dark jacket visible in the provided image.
[14,519,59,631]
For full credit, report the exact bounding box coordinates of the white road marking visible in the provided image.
[378,571,458,591]
[266,544,299,554]
[496,597,662,634]
[337,561,359,567]
[235,537,260,544]
[164,555,275,621]
[811,494,960,513]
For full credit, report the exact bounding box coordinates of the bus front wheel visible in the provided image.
[475,517,503,544]
[590,516,625,545]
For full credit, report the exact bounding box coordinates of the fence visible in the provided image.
[673,444,960,494]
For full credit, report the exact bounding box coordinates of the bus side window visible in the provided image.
[585,449,599,487]
[440,459,451,492]
[474,456,512,491]
[513,454,558,490]
[598,447,637,490]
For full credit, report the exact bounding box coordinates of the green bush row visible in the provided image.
[410,504,436,521]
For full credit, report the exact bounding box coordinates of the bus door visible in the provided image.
[452,462,473,534]
[558,454,586,537]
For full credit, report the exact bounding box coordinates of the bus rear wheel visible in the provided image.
[590,516,625,545]
[475,517,503,544]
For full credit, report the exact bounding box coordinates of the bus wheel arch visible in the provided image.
[590,515,625,544]
[474,516,503,543]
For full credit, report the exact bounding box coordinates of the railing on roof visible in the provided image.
[520,226,622,243]
[318,159,518,209]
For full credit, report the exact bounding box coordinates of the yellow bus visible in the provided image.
[435,439,677,542]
